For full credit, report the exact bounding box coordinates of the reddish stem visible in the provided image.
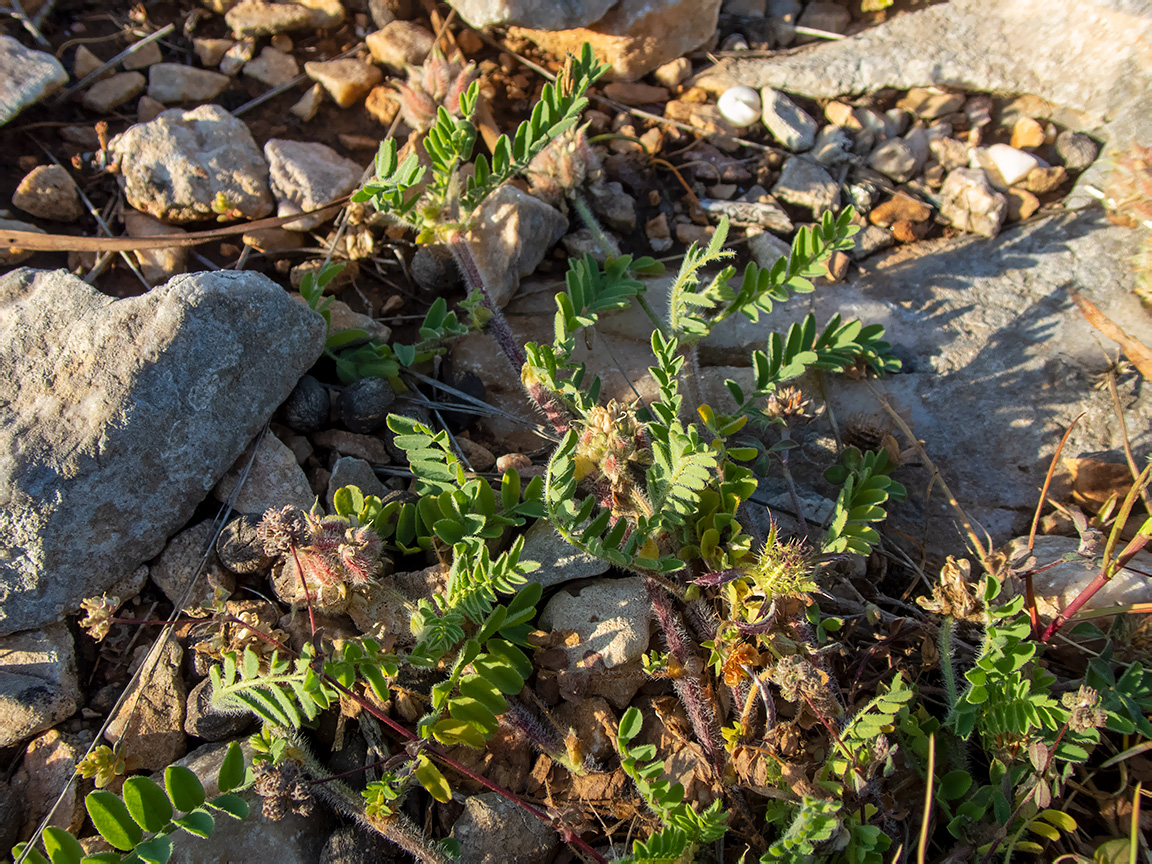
[291,547,318,636]
[1040,530,1152,642]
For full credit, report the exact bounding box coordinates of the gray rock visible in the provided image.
[147,64,231,103]
[796,0,850,39]
[847,224,894,260]
[0,268,325,635]
[0,623,78,747]
[109,104,274,223]
[340,377,396,433]
[0,36,67,126]
[767,0,802,45]
[106,638,187,772]
[0,780,18,858]
[587,180,636,233]
[519,519,610,591]
[326,456,387,509]
[760,87,817,151]
[811,124,852,165]
[151,521,236,614]
[12,164,83,223]
[321,825,401,864]
[312,429,392,465]
[367,0,395,28]
[698,196,792,232]
[412,244,463,295]
[867,138,919,183]
[450,793,559,864]
[160,740,331,864]
[465,184,567,308]
[184,676,255,740]
[540,577,651,669]
[265,138,365,231]
[226,1,314,38]
[1055,130,1099,171]
[214,432,316,516]
[746,229,792,269]
[929,135,969,170]
[366,21,435,70]
[939,167,1006,238]
[771,156,839,216]
[446,0,615,29]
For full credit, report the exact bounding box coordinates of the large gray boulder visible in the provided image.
[0,269,326,636]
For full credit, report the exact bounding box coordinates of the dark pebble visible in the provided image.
[184,677,256,741]
[340,378,396,434]
[411,244,462,295]
[321,825,401,864]
[282,374,330,433]
[216,515,274,575]
[440,371,486,432]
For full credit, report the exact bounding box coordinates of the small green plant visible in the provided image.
[15,743,250,864]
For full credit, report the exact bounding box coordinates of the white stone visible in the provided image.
[243,46,299,86]
[147,63,231,103]
[717,85,761,128]
[985,143,1040,186]
[0,36,68,125]
[290,82,324,120]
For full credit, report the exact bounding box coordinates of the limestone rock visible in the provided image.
[147,64,231,103]
[305,58,381,107]
[326,456,387,509]
[265,138,364,231]
[366,20,435,69]
[450,793,559,864]
[81,71,147,113]
[771,156,839,216]
[0,36,67,125]
[106,639,187,772]
[0,269,325,635]
[12,164,82,222]
[213,432,316,516]
[226,1,313,37]
[508,0,722,81]
[939,167,1006,238]
[519,519,610,591]
[109,104,274,223]
[760,87,817,151]
[868,138,919,183]
[244,46,299,86]
[124,209,188,286]
[0,623,78,747]
[465,184,567,307]
[540,577,651,669]
[150,521,236,614]
[447,0,615,29]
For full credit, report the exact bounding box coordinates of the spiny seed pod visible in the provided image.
[392,48,478,133]
[258,505,309,554]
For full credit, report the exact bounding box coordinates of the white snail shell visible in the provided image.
[717,85,762,128]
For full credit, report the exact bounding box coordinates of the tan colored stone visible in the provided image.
[12,164,82,223]
[305,58,381,107]
[0,218,45,265]
[81,71,146,112]
[603,81,670,105]
[242,226,305,253]
[105,639,187,773]
[1020,164,1068,195]
[366,20,434,69]
[652,56,691,88]
[243,46,299,86]
[365,85,399,125]
[137,94,165,122]
[1005,187,1040,221]
[1010,116,1045,150]
[193,37,233,67]
[868,193,931,227]
[73,45,111,81]
[290,82,324,119]
[824,100,861,129]
[122,39,163,71]
[508,0,721,81]
[124,210,188,286]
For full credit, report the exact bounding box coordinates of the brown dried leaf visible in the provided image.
[1069,286,1152,379]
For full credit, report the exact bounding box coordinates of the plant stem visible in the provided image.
[636,294,668,338]
[447,235,525,371]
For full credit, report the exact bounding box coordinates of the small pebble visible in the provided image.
[869,194,931,227]
[136,94,165,122]
[646,212,672,252]
[216,515,274,574]
[1010,116,1045,150]
[290,82,324,120]
[219,40,255,76]
[341,377,396,434]
[243,46,298,87]
[717,85,761,128]
[456,438,495,472]
[603,81,670,106]
[411,244,463,295]
[897,87,965,119]
[122,39,163,71]
[147,63,230,103]
[891,220,929,243]
[282,374,330,432]
[867,138,918,183]
[1055,130,1099,170]
[1020,164,1067,194]
[1005,187,1040,221]
[760,87,817,150]
[12,164,83,223]
[81,71,146,112]
[305,58,382,108]
[496,453,532,474]
[193,38,233,68]
[73,45,108,80]
[652,57,691,88]
[676,222,715,244]
[456,29,483,54]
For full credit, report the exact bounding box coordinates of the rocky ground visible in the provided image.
[1,0,1152,861]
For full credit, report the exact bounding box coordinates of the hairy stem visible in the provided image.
[447,235,525,371]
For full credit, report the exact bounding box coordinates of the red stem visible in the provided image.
[1040,531,1152,642]
[290,547,318,636]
